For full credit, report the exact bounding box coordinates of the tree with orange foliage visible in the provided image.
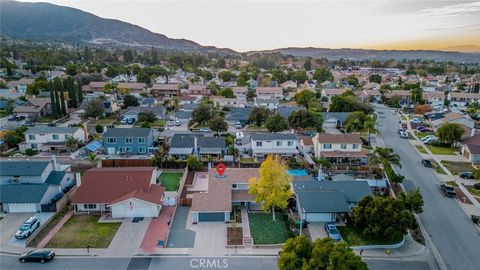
[414,104,432,115]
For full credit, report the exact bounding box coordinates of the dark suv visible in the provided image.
[440,184,456,197]
[421,159,432,167]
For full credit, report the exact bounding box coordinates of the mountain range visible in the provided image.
[1,0,479,63]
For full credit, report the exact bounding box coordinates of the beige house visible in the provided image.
[313,133,367,165]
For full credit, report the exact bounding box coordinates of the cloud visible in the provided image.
[427,23,480,31]
[420,1,480,17]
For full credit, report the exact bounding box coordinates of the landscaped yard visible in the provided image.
[416,132,434,139]
[465,185,480,197]
[337,226,403,246]
[157,171,183,191]
[440,161,475,175]
[135,119,166,127]
[93,118,116,125]
[46,215,121,248]
[28,207,68,247]
[248,213,288,245]
[447,181,458,187]
[416,145,428,154]
[427,146,457,155]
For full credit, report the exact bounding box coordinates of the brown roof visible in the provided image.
[316,133,362,144]
[13,98,50,113]
[461,134,480,146]
[449,92,480,99]
[466,144,480,155]
[232,190,255,202]
[189,85,206,91]
[392,90,412,97]
[256,87,282,94]
[232,86,248,94]
[321,150,367,158]
[72,167,163,204]
[302,137,314,146]
[88,81,108,88]
[118,82,146,90]
[179,95,196,101]
[425,92,445,99]
[151,84,179,91]
[323,88,347,95]
[440,112,466,122]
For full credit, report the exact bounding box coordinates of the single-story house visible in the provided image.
[168,134,226,159]
[121,106,165,122]
[460,134,480,163]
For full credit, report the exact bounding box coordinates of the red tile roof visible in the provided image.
[72,167,163,205]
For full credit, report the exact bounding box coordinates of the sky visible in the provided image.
[15,0,480,52]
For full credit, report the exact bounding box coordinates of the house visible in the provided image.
[0,157,74,213]
[117,83,146,94]
[254,98,278,110]
[19,126,87,152]
[460,134,480,163]
[250,133,298,158]
[103,128,155,155]
[225,107,253,125]
[168,134,226,159]
[72,167,164,218]
[140,97,158,107]
[178,95,198,105]
[313,133,367,165]
[189,85,209,96]
[448,92,480,107]
[362,89,382,102]
[12,97,52,118]
[82,81,108,93]
[277,106,305,118]
[323,112,350,129]
[256,87,283,100]
[180,103,199,112]
[425,92,446,106]
[232,86,248,98]
[385,90,412,105]
[174,110,192,122]
[321,88,347,101]
[121,106,165,122]
[292,179,372,222]
[211,96,248,108]
[281,80,298,89]
[191,169,260,222]
[300,137,314,154]
[150,84,180,98]
[83,94,120,115]
[430,112,475,133]
[6,78,34,94]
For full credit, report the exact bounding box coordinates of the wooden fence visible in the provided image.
[179,198,192,206]
[102,159,153,167]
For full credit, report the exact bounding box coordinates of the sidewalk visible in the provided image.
[37,211,73,248]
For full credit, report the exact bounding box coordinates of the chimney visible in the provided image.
[75,172,81,187]
[51,155,59,171]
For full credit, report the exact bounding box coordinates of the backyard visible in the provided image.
[157,171,183,191]
[248,212,288,245]
[46,215,121,248]
[337,226,403,246]
[427,146,458,155]
[440,161,475,175]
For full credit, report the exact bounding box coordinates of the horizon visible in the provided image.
[10,0,480,53]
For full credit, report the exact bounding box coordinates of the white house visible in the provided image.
[250,133,298,158]
[254,98,278,110]
[313,133,367,164]
[19,126,87,152]
[448,92,480,107]
[256,87,283,100]
[211,96,248,108]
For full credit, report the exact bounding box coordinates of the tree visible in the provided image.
[65,136,81,152]
[218,88,235,98]
[313,67,334,83]
[288,109,323,132]
[398,188,424,214]
[124,94,139,107]
[343,74,359,87]
[411,88,423,104]
[218,70,235,82]
[248,155,293,221]
[370,147,401,172]
[303,57,312,71]
[345,111,367,133]
[87,153,98,167]
[53,83,61,117]
[55,78,67,116]
[246,89,256,102]
[49,81,57,118]
[436,123,464,146]
[187,155,204,170]
[414,104,432,115]
[368,74,382,84]
[294,90,316,109]
[209,115,228,132]
[192,104,212,125]
[249,107,272,126]
[265,114,289,132]
[95,124,104,133]
[363,115,377,144]
[138,111,157,123]
[329,96,373,114]
[278,236,367,270]
[151,146,167,168]
[83,99,105,119]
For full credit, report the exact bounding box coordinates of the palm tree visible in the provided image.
[65,136,81,152]
[86,153,98,168]
[363,117,378,144]
[370,147,401,171]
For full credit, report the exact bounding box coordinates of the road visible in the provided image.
[376,105,480,270]
[0,254,433,270]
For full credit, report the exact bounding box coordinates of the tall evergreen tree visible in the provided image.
[53,83,61,118]
[49,80,57,117]
[57,78,67,116]
[76,80,83,103]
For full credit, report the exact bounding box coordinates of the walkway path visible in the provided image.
[141,206,175,252]
[37,211,73,248]
[240,209,252,247]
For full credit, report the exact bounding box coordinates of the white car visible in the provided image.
[15,217,40,239]
[422,136,437,144]
[167,121,174,126]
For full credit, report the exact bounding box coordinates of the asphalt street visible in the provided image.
[376,105,480,270]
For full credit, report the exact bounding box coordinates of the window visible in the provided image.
[127,147,133,152]
[256,141,262,147]
[287,141,293,146]
[31,144,38,149]
[353,144,359,149]
[125,137,133,144]
[28,135,35,140]
[138,147,146,153]
[83,204,97,209]
[341,144,347,149]
[138,137,146,144]
[324,144,332,149]
[52,134,59,140]
[107,137,116,144]
[232,184,238,189]
[276,141,283,146]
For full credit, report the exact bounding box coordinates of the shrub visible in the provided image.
[25,149,38,156]
[95,124,103,133]
[474,182,480,190]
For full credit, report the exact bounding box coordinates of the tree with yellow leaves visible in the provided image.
[249,155,293,221]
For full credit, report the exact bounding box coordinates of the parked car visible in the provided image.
[127,118,135,125]
[422,136,437,144]
[411,118,423,124]
[15,217,40,239]
[174,120,181,126]
[421,159,432,167]
[167,121,174,126]
[120,119,127,125]
[200,128,211,133]
[16,115,26,121]
[7,115,16,121]
[398,129,408,139]
[324,223,341,242]
[459,171,475,179]
[19,250,55,263]
[440,184,456,197]
[235,122,243,129]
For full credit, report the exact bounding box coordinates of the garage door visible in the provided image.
[305,213,332,222]
[198,212,225,222]
[8,203,37,213]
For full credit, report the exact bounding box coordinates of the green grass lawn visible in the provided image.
[240,157,256,163]
[46,215,121,248]
[427,146,457,155]
[157,171,183,191]
[466,186,480,197]
[338,226,403,246]
[93,118,115,125]
[28,207,68,247]
[416,132,435,139]
[400,116,407,121]
[135,119,166,127]
[447,181,458,187]
[408,132,415,140]
[248,213,288,245]
[440,161,475,175]
[416,145,428,154]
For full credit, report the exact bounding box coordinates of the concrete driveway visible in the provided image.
[166,206,195,248]
[307,223,328,241]
[0,212,53,249]
[105,217,151,256]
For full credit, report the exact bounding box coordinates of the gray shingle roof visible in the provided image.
[225,107,253,121]
[0,184,50,203]
[0,161,49,176]
[170,134,225,149]
[25,126,80,135]
[123,106,164,116]
[277,106,305,118]
[296,191,350,213]
[45,171,67,185]
[250,133,297,141]
[103,128,152,137]
[293,180,372,203]
[175,111,192,119]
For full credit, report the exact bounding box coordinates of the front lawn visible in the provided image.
[46,215,121,248]
[416,132,434,139]
[416,145,428,154]
[338,226,403,246]
[248,213,288,245]
[427,146,457,155]
[135,119,166,128]
[440,161,475,175]
[158,171,183,191]
[93,118,115,125]
[466,185,480,197]
[431,160,446,174]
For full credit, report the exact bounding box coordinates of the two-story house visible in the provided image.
[448,92,480,107]
[0,157,74,212]
[19,126,87,152]
[168,134,226,160]
[83,93,120,115]
[150,84,180,98]
[13,97,52,118]
[211,96,248,108]
[232,86,248,98]
[255,87,283,100]
[103,128,155,155]
[250,133,298,159]
[321,88,348,101]
[313,133,367,165]
[188,85,210,96]
[254,98,278,110]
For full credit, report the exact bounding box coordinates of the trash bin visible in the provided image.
[471,215,479,224]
